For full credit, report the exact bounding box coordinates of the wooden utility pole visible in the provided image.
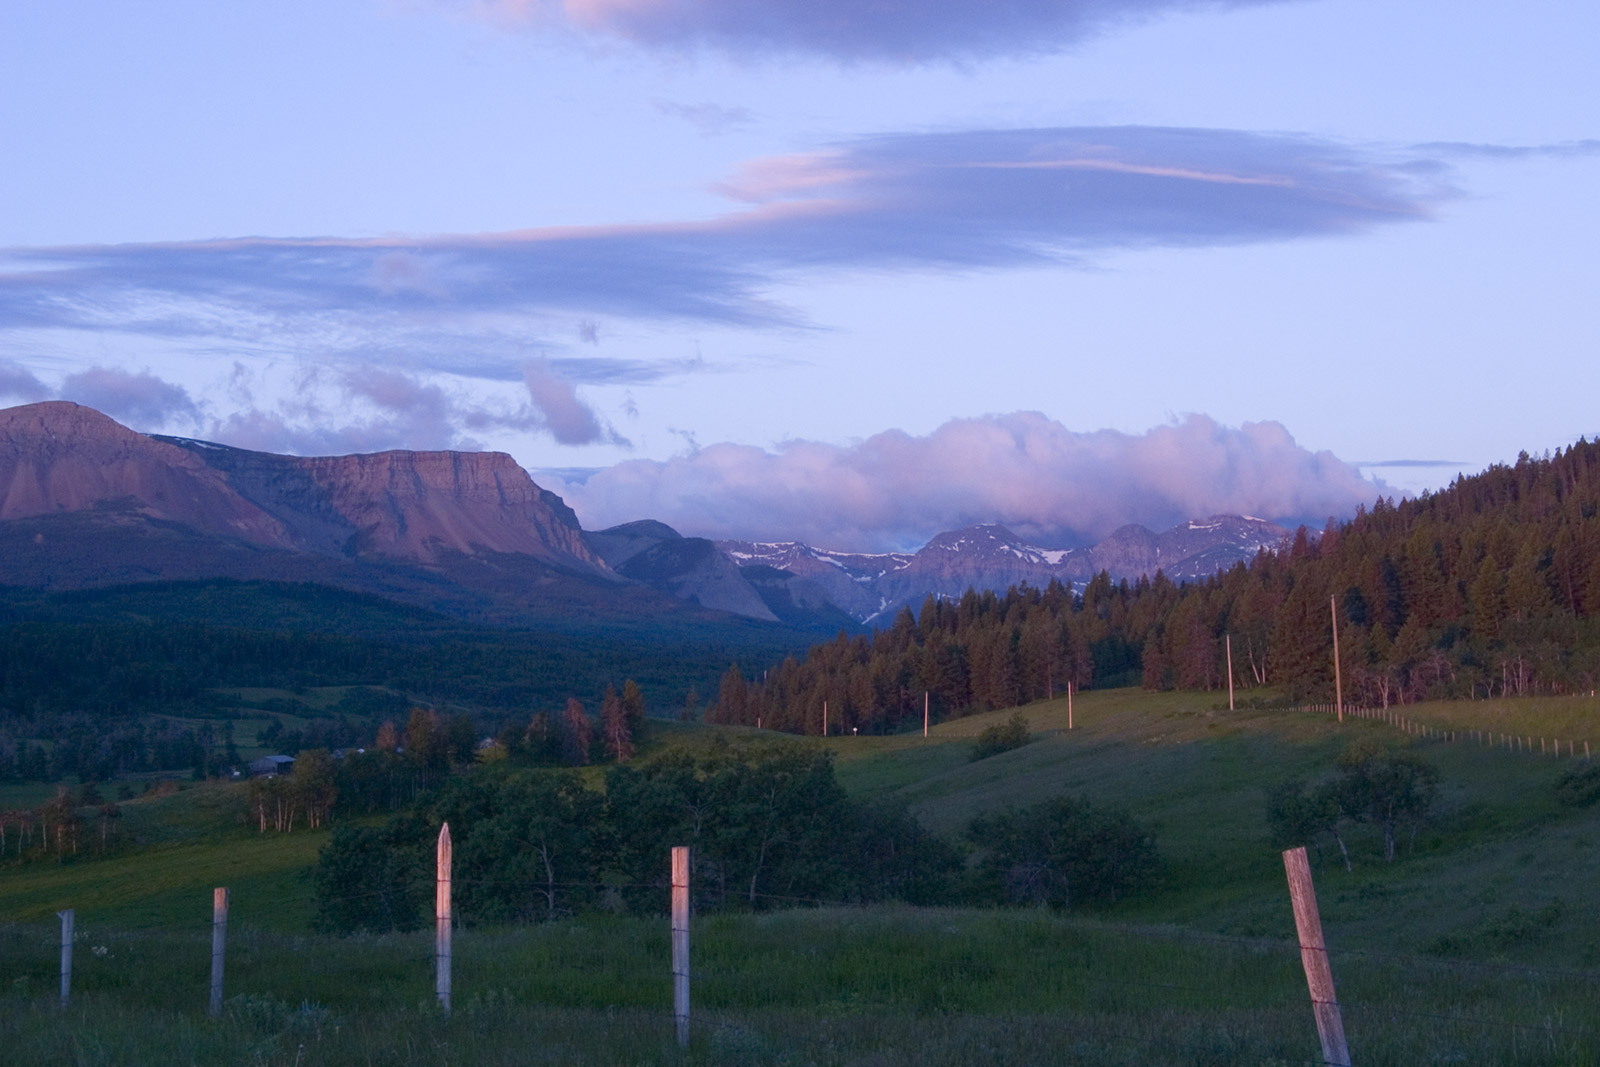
[58,908,73,1007]
[1226,634,1235,711]
[923,691,929,738]
[671,845,691,1048]
[209,887,229,1017]
[1330,596,1344,723]
[436,823,452,1014]
[1283,847,1351,1067]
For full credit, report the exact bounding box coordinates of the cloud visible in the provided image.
[0,125,1452,372]
[556,412,1385,551]
[653,100,755,134]
[524,359,625,445]
[58,366,199,428]
[461,0,1295,63]
[1415,139,1600,161]
[0,359,49,402]
[200,365,576,455]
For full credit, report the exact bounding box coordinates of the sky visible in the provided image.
[1,0,1596,551]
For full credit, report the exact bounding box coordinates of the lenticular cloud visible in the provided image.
[555,412,1384,551]
[473,0,1295,63]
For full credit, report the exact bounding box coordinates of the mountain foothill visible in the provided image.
[0,401,1290,633]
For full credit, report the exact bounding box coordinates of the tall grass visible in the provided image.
[3,907,1597,1065]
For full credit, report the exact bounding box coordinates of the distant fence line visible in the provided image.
[1295,703,1592,760]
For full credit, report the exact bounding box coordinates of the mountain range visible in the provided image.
[0,402,1294,631]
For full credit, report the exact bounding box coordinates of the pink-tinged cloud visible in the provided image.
[556,412,1385,551]
[0,359,49,402]
[205,366,582,455]
[465,0,1296,63]
[0,126,1454,382]
[58,366,199,429]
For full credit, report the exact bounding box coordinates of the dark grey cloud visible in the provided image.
[470,0,1296,63]
[0,125,1453,372]
[555,412,1386,551]
[59,366,199,429]
[0,359,49,402]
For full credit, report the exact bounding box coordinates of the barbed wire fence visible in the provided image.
[11,839,1600,1066]
[1294,701,1594,760]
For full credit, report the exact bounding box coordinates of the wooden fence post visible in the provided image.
[436,822,452,1014]
[1284,847,1352,1067]
[209,887,229,1017]
[1067,683,1074,730]
[672,845,691,1048]
[58,908,73,1007]
[923,691,929,739]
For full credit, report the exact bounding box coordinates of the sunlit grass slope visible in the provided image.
[825,688,1600,967]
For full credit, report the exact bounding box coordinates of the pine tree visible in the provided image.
[601,686,634,763]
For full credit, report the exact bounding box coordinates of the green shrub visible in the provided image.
[1555,763,1600,807]
[969,713,1032,761]
[966,793,1160,909]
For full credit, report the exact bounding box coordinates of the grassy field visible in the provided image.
[3,907,1598,1065]
[5,689,1600,1063]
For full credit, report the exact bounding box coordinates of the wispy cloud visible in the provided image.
[198,361,621,454]
[653,99,755,134]
[554,412,1386,551]
[1415,139,1600,161]
[456,0,1298,64]
[0,125,1453,382]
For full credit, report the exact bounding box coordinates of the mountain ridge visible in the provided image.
[0,401,1299,631]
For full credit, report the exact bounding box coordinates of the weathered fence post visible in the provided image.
[58,908,73,1007]
[1067,682,1074,730]
[924,691,929,739]
[436,822,452,1014]
[209,887,229,1017]
[1284,847,1352,1067]
[672,845,691,1048]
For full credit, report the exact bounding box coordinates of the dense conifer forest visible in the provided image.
[710,441,1600,733]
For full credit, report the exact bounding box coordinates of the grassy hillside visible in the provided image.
[827,688,1600,966]
[6,689,1600,1063]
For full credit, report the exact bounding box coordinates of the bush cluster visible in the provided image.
[314,741,1161,933]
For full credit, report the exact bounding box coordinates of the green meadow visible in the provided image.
[5,687,1600,1064]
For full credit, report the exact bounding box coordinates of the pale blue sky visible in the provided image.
[1,1,1595,549]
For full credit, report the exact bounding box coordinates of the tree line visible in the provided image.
[313,742,1161,933]
[710,439,1600,732]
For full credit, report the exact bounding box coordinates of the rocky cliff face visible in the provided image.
[163,439,601,567]
[0,403,296,548]
[0,401,607,588]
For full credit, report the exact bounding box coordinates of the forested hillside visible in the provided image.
[711,441,1600,733]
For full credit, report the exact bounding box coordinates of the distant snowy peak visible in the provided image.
[718,515,1295,623]
[717,539,913,581]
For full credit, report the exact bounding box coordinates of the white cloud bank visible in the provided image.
[554,411,1386,550]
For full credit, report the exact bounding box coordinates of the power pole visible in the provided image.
[1330,596,1343,723]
